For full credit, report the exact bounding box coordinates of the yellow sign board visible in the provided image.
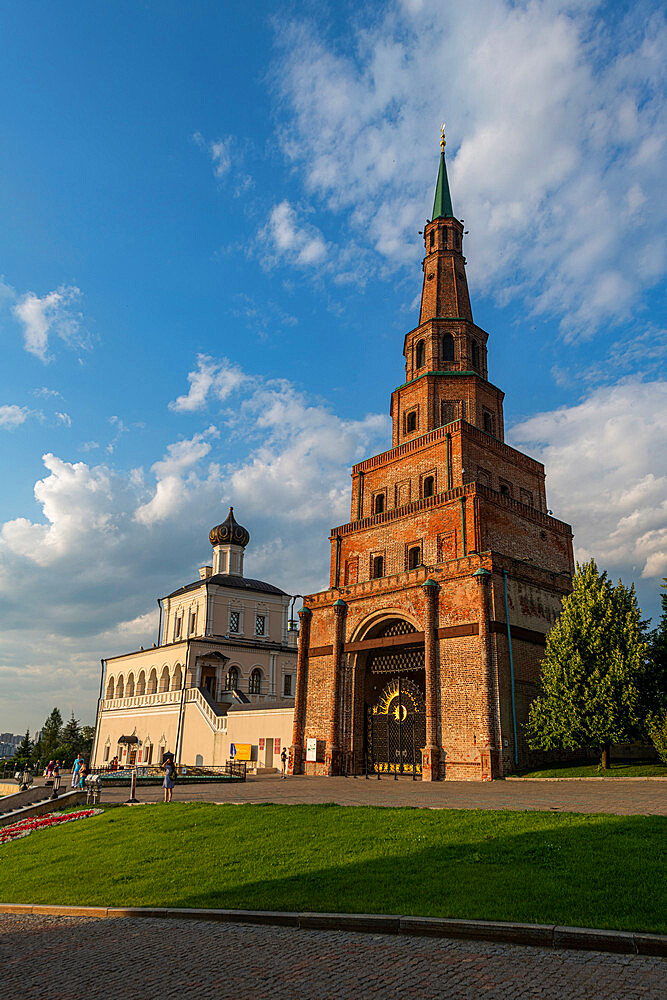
[230,743,252,761]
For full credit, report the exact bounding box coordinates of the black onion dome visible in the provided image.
[209,507,250,548]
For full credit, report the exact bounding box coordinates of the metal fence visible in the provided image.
[89,761,247,783]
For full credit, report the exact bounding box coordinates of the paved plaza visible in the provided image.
[0,913,664,1000]
[97,773,667,816]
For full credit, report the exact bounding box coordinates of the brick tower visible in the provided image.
[290,128,574,780]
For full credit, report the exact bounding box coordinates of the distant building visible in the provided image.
[0,733,22,758]
[92,509,297,769]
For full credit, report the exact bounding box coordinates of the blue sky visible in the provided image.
[0,0,665,732]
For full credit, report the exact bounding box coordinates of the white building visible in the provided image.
[92,509,297,769]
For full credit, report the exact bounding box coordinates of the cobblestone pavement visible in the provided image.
[0,914,664,1000]
[97,774,667,816]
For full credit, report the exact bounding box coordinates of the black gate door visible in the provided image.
[366,676,426,775]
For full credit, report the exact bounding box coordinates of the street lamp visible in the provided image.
[288,594,303,633]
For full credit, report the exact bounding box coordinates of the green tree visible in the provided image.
[79,725,95,763]
[13,729,34,766]
[526,560,649,769]
[646,578,667,761]
[59,712,81,764]
[37,707,63,762]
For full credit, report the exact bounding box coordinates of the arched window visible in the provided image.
[106,676,115,700]
[429,229,435,248]
[483,411,494,435]
[159,666,170,692]
[442,229,448,248]
[442,334,454,363]
[147,668,158,695]
[126,673,135,697]
[225,666,239,691]
[471,340,480,370]
[249,668,262,695]
[116,675,124,698]
[372,555,384,579]
[172,664,182,690]
[408,546,421,570]
[136,671,146,696]
[415,340,425,369]
[406,411,417,433]
[374,493,385,515]
[423,475,435,498]
[500,483,511,499]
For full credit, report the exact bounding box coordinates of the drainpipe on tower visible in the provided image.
[502,569,519,768]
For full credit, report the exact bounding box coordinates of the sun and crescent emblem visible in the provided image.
[374,677,423,719]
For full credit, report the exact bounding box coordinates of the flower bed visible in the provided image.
[1,809,102,846]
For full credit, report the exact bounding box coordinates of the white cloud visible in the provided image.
[0,362,389,729]
[33,387,63,400]
[272,1,666,335]
[510,378,667,586]
[194,130,231,178]
[134,426,219,525]
[168,354,247,412]
[55,411,71,427]
[0,404,29,429]
[259,200,328,268]
[13,284,86,362]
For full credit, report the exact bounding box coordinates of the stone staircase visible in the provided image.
[0,786,87,827]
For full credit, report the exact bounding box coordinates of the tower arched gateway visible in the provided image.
[355,618,426,775]
[289,129,575,780]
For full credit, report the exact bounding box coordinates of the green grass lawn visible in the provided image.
[519,761,667,779]
[1,804,665,933]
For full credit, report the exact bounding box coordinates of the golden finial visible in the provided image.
[440,122,446,152]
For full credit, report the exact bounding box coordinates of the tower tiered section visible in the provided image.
[290,130,574,781]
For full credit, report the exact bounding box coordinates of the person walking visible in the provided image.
[71,754,82,788]
[162,756,176,802]
[280,747,288,779]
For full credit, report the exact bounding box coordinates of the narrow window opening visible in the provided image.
[255,614,266,637]
[283,674,293,697]
[229,610,240,633]
[406,411,417,433]
[471,340,480,370]
[374,493,385,515]
[225,667,239,691]
[408,546,421,570]
[500,484,511,499]
[483,410,494,434]
[249,668,262,695]
[442,334,455,363]
[429,229,434,248]
[423,475,435,498]
[372,555,384,579]
[415,339,425,369]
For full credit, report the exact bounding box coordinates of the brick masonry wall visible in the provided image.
[298,552,571,779]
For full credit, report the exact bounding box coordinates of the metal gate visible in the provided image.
[366,676,426,775]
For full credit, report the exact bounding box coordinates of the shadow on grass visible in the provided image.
[1,804,665,933]
[173,819,666,933]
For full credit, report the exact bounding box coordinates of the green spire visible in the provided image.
[432,124,453,220]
